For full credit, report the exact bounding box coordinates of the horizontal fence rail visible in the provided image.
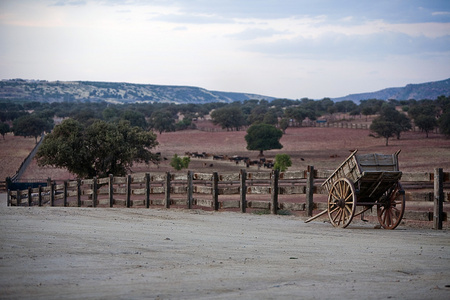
[6,167,449,227]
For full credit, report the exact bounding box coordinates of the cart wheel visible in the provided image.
[327,178,357,228]
[377,182,405,230]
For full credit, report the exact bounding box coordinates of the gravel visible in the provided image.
[1,193,449,299]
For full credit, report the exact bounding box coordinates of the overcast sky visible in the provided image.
[0,0,449,99]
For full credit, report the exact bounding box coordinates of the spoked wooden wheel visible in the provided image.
[327,178,357,228]
[377,182,405,229]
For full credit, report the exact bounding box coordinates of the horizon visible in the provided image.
[1,0,449,99]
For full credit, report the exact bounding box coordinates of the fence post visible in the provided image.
[50,181,55,207]
[271,170,279,214]
[212,172,219,211]
[63,181,68,207]
[306,166,314,217]
[165,172,171,208]
[92,177,98,208]
[240,169,247,213]
[109,174,114,208]
[38,185,42,207]
[16,190,20,206]
[187,171,193,209]
[145,173,151,208]
[433,168,444,230]
[126,175,131,208]
[28,187,32,206]
[77,179,81,207]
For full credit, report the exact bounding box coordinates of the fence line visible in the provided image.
[7,167,449,227]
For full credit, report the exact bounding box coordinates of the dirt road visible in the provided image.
[1,194,449,299]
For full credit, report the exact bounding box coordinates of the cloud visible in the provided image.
[244,31,450,61]
[228,28,287,40]
[50,0,87,6]
[151,13,234,24]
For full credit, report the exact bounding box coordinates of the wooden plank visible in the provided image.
[406,192,433,202]
[152,199,165,206]
[173,174,188,181]
[279,186,305,195]
[247,186,270,194]
[67,180,78,188]
[98,199,111,206]
[221,200,240,208]
[218,187,239,195]
[249,200,270,209]
[404,211,432,221]
[194,186,212,194]
[98,188,109,195]
[172,199,187,206]
[132,188,146,195]
[401,172,432,182]
[193,173,212,181]
[131,200,145,206]
[150,187,164,194]
[98,177,109,185]
[195,198,213,207]
[247,172,271,180]
[114,188,127,195]
[280,202,305,211]
[131,176,146,184]
[280,171,305,180]
[113,177,126,184]
[152,174,166,181]
[219,173,240,182]
[82,179,94,185]
[172,186,187,194]
[114,199,127,206]
[67,190,78,197]
[316,170,332,179]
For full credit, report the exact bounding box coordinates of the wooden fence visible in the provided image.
[7,167,449,228]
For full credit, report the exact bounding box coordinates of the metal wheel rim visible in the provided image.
[327,178,357,228]
[377,182,405,229]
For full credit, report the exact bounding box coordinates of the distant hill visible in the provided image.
[332,78,450,103]
[1,78,449,104]
[0,80,275,104]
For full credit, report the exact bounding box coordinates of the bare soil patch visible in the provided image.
[4,124,450,181]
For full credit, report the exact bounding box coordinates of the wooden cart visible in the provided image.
[305,150,405,229]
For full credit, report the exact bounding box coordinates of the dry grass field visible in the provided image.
[1,122,450,182]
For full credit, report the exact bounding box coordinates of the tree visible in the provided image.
[0,122,10,139]
[369,104,412,146]
[170,154,191,171]
[245,123,283,157]
[262,109,279,125]
[408,100,438,138]
[210,106,246,131]
[273,154,292,172]
[370,119,398,146]
[121,109,147,129]
[13,114,52,143]
[36,119,159,178]
[149,110,175,134]
[439,111,450,136]
[415,115,437,138]
[279,118,289,134]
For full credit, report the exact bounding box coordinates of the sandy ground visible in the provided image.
[0,193,449,300]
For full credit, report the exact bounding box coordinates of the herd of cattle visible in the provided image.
[185,152,274,168]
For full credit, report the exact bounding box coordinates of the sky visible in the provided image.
[0,0,449,99]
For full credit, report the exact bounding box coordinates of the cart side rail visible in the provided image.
[321,149,360,191]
